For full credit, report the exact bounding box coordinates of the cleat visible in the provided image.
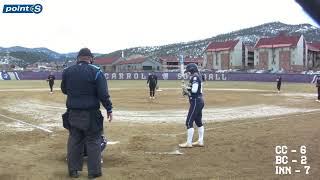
[88,173,102,179]
[192,141,204,147]
[152,97,156,100]
[179,142,192,148]
[69,171,79,178]
[101,157,103,164]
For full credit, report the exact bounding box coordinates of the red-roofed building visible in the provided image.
[204,40,245,70]
[307,42,320,69]
[94,56,122,72]
[254,33,306,72]
[159,56,203,71]
[116,56,162,72]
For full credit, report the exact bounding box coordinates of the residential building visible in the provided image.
[159,56,203,71]
[94,56,122,72]
[306,42,320,70]
[254,33,306,72]
[203,40,245,70]
[116,56,162,72]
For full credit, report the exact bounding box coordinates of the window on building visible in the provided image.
[167,62,178,65]
[143,66,152,70]
[272,54,276,65]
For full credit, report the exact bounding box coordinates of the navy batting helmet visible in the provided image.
[184,63,199,74]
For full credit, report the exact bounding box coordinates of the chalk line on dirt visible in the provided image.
[0,113,53,133]
[0,87,128,92]
[107,141,120,145]
[146,110,320,137]
[2,99,319,132]
[145,149,183,155]
[143,110,320,155]
[0,87,274,93]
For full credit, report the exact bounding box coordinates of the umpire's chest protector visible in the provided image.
[65,63,99,95]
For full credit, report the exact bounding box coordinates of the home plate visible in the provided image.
[145,149,183,155]
[107,141,120,145]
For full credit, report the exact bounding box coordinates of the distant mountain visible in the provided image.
[1,21,320,67]
[0,46,63,59]
[0,47,102,67]
[104,21,320,58]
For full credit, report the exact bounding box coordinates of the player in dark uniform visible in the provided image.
[312,75,320,102]
[47,72,56,94]
[147,72,158,100]
[317,76,320,102]
[179,63,205,148]
[276,75,282,93]
[201,74,206,82]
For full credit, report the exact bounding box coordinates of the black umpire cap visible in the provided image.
[77,48,94,58]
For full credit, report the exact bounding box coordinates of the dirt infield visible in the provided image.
[0,80,319,180]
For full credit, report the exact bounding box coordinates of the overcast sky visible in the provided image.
[0,0,318,54]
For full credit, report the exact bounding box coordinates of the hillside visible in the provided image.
[106,22,320,58]
[1,21,320,67]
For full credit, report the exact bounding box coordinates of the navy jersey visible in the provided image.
[188,74,202,99]
[61,61,112,112]
[311,75,320,87]
[201,74,206,82]
[47,75,55,84]
[276,76,282,84]
[147,74,157,86]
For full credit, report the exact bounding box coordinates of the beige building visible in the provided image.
[95,56,122,72]
[116,56,162,72]
[159,56,203,71]
[203,40,245,70]
[254,33,306,72]
[306,42,320,70]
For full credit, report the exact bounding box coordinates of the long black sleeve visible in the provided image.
[96,72,113,113]
[147,75,150,84]
[61,71,67,94]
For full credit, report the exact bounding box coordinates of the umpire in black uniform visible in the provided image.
[61,48,113,179]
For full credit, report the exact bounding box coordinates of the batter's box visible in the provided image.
[128,135,179,153]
